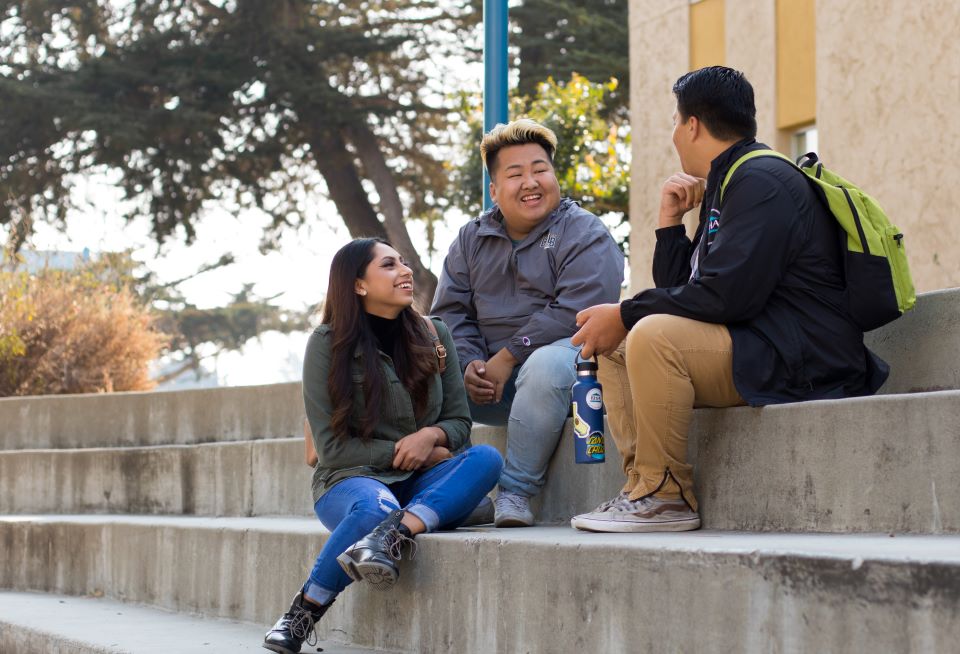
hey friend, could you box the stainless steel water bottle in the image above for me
[571,357,605,463]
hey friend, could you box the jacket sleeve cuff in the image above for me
[505,342,530,366]
[435,420,471,452]
[369,439,396,469]
[655,224,687,242]
[620,299,642,331]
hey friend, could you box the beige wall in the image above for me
[628,0,960,293]
[817,0,960,292]
[725,0,778,147]
[628,0,689,292]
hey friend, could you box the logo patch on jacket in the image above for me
[539,233,558,249]
[706,208,721,247]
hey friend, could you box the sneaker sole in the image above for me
[262,641,298,654]
[336,554,398,590]
[570,515,701,533]
[494,515,534,528]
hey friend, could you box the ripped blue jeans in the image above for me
[303,444,502,604]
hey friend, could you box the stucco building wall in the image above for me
[627,0,960,294]
[628,0,689,292]
[816,0,960,292]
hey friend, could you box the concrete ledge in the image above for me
[867,287,960,394]
[0,591,388,654]
[4,391,958,534]
[477,390,960,533]
[0,438,314,517]
[0,289,954,453]
[0,382,302,450]
[1,516,958,654]
[689,389,960,533]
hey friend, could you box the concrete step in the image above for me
[0,437,314,518]
[1,515,958,654]
[866,287,960,394]
[0,381,302,451]
[6,390,956,534]
[1,288,955,454]
[0,590,392,654]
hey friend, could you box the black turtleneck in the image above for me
[367,312,401,356]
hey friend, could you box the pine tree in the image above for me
[512,0,629,113]
[0,1,478,306]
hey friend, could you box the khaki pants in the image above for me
[598,314,745,511]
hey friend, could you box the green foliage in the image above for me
[512,0,629,113]
[450,74,630,236]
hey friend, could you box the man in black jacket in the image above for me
[570,66,888,533]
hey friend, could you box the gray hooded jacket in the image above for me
[431,198,624,369]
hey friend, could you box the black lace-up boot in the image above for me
[262,588,333,654]
[336,509,417,590]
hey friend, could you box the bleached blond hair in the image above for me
[480,118,558,176]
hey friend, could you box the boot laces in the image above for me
[384,527,418,562]
[287,607,318,647]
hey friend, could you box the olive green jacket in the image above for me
[303,318,472,503]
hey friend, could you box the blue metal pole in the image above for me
[483,0,509,211]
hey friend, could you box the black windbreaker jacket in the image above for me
[621,139,888,405]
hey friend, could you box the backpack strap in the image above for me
[720,149,794,203]
[422,316,448,373]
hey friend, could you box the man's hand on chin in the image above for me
[572,303,628,359]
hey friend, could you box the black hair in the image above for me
[673,66,757,141]
[322,238,435,441]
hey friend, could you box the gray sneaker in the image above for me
[570,495,700,533]
[494,490,534,527]
[460,495,495,527]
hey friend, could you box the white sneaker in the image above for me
[494,490,534,527]
[569,492,630,530]
[571,495,700,533]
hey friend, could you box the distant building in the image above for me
[627,0,959,294]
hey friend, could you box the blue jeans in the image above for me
[303,444,502,604]
[469,338,578,498]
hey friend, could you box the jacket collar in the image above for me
[476,198,577,247]
[705,138,758,197]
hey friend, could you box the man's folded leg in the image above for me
[573,314,744,533]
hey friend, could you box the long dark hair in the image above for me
[322,238,437,441]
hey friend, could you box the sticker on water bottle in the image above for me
[586,431,605,458]
[586,388,603,410]
[572,402,590,439]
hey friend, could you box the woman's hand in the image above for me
[421,446,452,469]
[392,427,442,471]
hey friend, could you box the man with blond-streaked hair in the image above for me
[431,118,624,527]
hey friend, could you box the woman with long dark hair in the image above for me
[263,238,502,654]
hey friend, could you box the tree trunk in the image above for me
[346,122,438,309]
[309,126,389,241]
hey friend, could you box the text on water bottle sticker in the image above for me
[586,389,603,411]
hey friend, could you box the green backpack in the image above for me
[721,149,916,331]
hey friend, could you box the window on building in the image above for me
[791,125,818,160]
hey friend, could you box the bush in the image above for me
[0,265,166,397]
